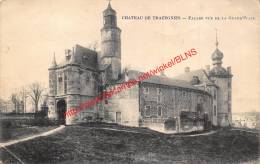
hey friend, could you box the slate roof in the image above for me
[56,44,98,71]
[174,69,216,86]
[112,69,210,93]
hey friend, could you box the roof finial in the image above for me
[215,28,219,48]
[108,0,111,7]
[52,52,57,67]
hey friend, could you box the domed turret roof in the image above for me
[211,48,223,60]
[103,2,116,16]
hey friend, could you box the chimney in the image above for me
[205,65,210,73]
[65,49,71,61]
[185,67,190,73]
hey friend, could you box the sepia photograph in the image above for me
[0,0,259,163]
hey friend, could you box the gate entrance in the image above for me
[57,99,66,124]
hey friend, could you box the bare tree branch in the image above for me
[28,82,45,112]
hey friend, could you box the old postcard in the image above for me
[0,0,259,163]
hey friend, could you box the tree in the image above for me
[19,87,29,113]
[28,82,44,113]
[0,99,7,113]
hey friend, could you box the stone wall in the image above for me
[214,77,231,126]
[103,84,139,127]
[139,82,212,132]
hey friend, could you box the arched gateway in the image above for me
[56,99,66,124]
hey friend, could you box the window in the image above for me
[228,92,231,100]
[157,96,162,103]
[58,76,62,83]
[228,103,231,112]
[143,87,149,94]
[182,91,186,97]
[157,88,162,95]
[104,110,109,119]
[214,105,217,116]
[145,105,151,116]
[157,106,162,116]
[228,81,231,88]
[213,90,216,100]
[105,100,108,104]
[64,75,67,94]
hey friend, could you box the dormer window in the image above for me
[83,55,89,62]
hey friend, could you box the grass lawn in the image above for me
[0,126,58,142]
[0,124,259,164]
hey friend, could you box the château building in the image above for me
[48,2,232,132]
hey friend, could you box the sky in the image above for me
[0,0,260,113]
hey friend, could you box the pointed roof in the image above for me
[55,44,98,71]
[50,53,57,68]
[209,30,230,77]
[103,1,116,16]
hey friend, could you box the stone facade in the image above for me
[139,83,212,132]
[48,46,100,124]
[47,3,122,125]
[47,2,232,131]
[103,83,140,127]
[103,71,213,132]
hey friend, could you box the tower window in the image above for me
[214,105,217,116]
[157,106,162,117]
[228,92,231,100]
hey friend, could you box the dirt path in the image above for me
[179,130,217,137]
[91,127,218,137]
[0,125,65,147]
[0,125,65,164]
[231,128,259,134]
